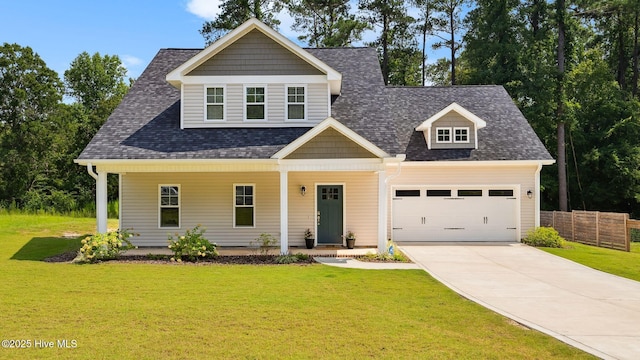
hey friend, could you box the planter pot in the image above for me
[346,238,356,249]
[305,238,315,249]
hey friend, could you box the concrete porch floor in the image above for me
[123,246,378,257]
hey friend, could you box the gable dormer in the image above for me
[166,18,342,129]
[415,103,487,150]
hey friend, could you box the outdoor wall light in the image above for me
[527,189,533,199]
[300,185,306,196]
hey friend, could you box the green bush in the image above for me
[522,227,565,248]
[275,253,310,264]
[75,229,137,263]
[168,225,218,262]
[251,233,278,255]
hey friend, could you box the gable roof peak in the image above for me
[166,18,342,94]
[415,102,487,131]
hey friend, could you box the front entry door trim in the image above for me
[315,183,346,245]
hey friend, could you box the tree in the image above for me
[463,0,521,92]
[200,0,283,44]
[359,0,418,85]
[411,0,436,85]
[0,43,63,205]
[430,0,470,85]
[287,0,368,47]
[64,52,129,205]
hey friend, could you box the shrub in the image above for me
[522,227,565,248]
[168,225,218,262]
[251,233,278,255]
[275,253,311,264]
[75,229,137,263]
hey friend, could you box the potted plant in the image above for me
[304,228,315,249]
[345,231,356,249]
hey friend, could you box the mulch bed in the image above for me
[44,253,317,265]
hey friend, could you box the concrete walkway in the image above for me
[399,243,640,360]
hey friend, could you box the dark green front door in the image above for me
[317,185,343,245]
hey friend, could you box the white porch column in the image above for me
[280,170,289,254]
[96,171,108,233]
[377,170,387,253]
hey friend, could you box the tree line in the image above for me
[0,46,129,213]
[1,0,639,217]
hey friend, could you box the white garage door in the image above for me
[392,187,518,242]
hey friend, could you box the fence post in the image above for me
[571,210,576,242]
[595,211,600,247]
[625,214,630,252]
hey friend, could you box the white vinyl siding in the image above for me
[181,81,329,128]
[387,165,538,240]
[121,173,280,247]
[430,114,476,149]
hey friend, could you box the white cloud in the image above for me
[120,55,144,78]
[186,0,222,20]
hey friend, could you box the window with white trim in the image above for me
[436,127,452,143]
[454,127,469,143]
[234,184,255,227]
[206,87,224,120]
[245,86,265,120]
[159,185,180,228]
[286,86,305,120]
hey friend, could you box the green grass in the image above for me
[0,215,593,359]
[541,241,640,282]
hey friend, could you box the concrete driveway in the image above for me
[399,243,640,360]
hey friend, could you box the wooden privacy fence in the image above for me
[540,210,638,252]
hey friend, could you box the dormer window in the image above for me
[245,86,266,120]
[436,128,451,143]
[287,85,306,120]
[454,127,469,143]
[206,87,225,121]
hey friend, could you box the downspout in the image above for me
[86,163,98,180]
[534,162,543,228]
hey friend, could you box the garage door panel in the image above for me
[392,186,518,242]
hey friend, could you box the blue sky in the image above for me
[0,1,441,80]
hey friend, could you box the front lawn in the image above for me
[0,215,592,359]
[541,241,640,282]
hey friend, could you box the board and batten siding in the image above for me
[387,164,538,240]
[121,172,281,246]
[187,29,324,76]
[287,172,379,247]
[430,113,476,149]
[182,83,329,127]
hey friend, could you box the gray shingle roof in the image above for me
[78,47,552,162]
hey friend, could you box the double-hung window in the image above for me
[206,87,224,120]
[436,127,452,143]
[245,86,265,120]
[234,184,255,227]
[286,86,305,120]
[454,127,469,143]
[159,185,180,228]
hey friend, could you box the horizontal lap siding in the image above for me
[182,83,328,127]
[308,83,329,121]
[387,165,537,240]
[122,172,280,246]
[288,172,379,247]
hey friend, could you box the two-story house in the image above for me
[76,18,554,253]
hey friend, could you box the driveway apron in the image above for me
[399,243,640,360]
